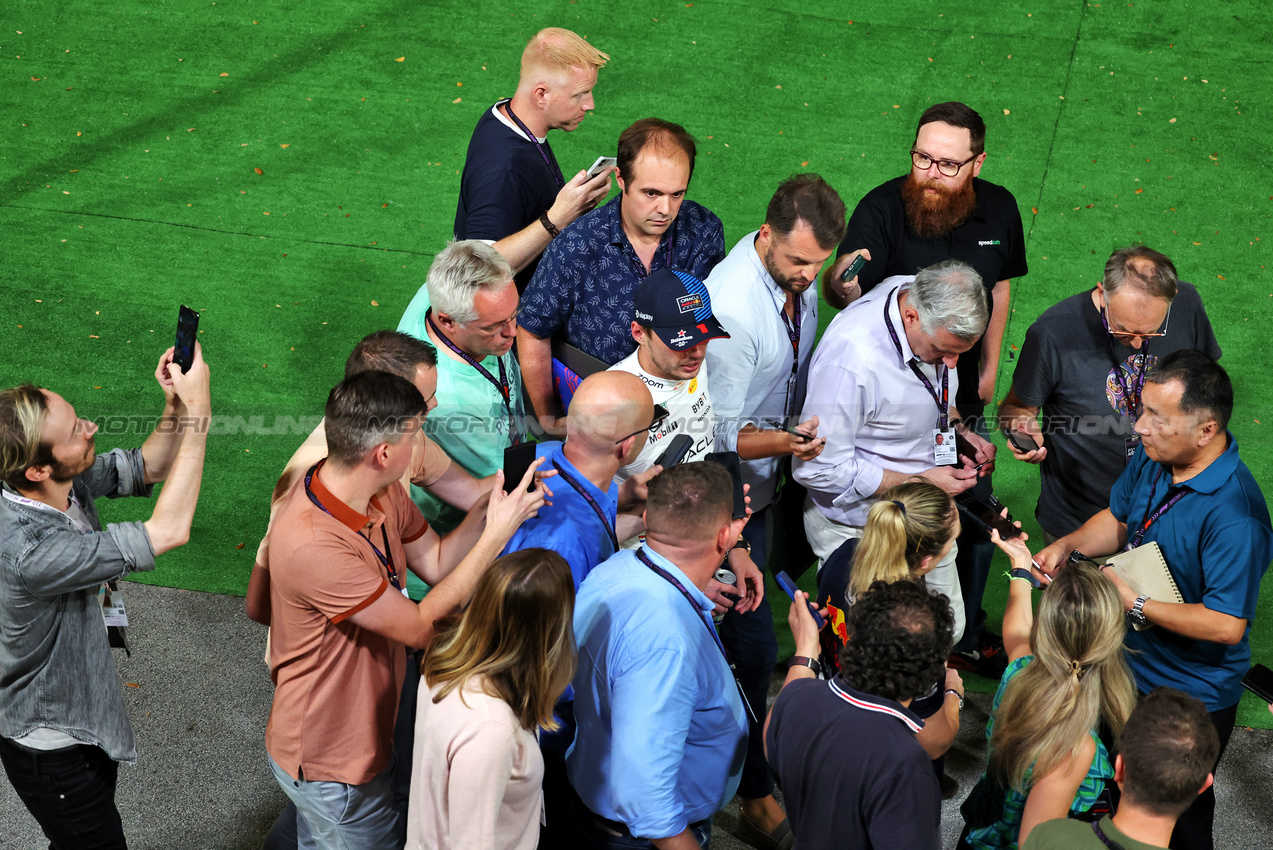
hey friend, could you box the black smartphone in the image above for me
[1242,663,1273,703]
[955,492,1022,539]
[764,419,814,443]
[502,442,538,493]
[705,451,747,520]
[1002,427,1039,454]
[839,253,867,283]
[173,305,200,373]
[776,571,825,629]
[654,434,694,469]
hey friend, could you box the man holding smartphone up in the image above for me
[0,339,213,849]
[454,28,614,290]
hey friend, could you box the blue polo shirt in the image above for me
[568,547,747,839]
[501,440,618,590]
[1109,435,1272,710]
[518,193,726,365]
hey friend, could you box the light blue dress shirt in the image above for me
[704,231,818,510]
[567,547,748,839]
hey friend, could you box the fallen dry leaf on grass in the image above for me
[371,300,380,306]
[254,167,263,174]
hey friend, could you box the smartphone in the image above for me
[502,442,538,493]
[955,492,1022,539]
[586,155,617,179]
[654,434,694,469]
[764,419,814,443]
[839,253,867,283]
[1242,663,1273,703]
[776,571,825,629]
[705,451,747,520]
[173,305,200,373]
[1002,427,1039,454]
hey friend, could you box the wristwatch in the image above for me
[790,656,822,677]
[944,688,965,710]
[731,537,752,555]
[1128,594,1150,627]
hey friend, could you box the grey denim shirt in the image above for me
[0,448,156,763]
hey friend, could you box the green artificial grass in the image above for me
[2,0,1270,726]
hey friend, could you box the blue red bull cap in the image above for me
[631,269,731,351]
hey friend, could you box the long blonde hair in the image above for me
[421,548,577,732]
[989,561,1136,792]
[848,479,956,601]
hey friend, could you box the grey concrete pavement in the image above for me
[1,582,1270,849]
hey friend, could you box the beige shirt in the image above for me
[407,677,543,850]
[263,463,428,785]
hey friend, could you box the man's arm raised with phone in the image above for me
[143,342,212,555]
[493,168,613,274]
[347,460,549,648]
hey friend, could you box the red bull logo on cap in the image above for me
[676,294,704,314]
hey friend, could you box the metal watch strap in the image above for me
[790,656,822,677]
[1129,594,1149,625]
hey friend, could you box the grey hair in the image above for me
[425,240,514,326]
[909,260,989,342]
[1103,245,1178,301]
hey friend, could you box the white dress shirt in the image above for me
[704,231,818,510]
[794,275,960,527]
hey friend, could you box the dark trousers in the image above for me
[716,504,778,801]
[953,411,994,653]
[569,786,711,850]
[0,736,127,850]
[261,648,422,850]
[1169,701,1237,850]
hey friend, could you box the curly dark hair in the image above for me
[838,580,954,702]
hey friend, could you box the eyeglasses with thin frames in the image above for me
[910,150,979,178]
[1100,300,1171,342]
[615,404,670,445]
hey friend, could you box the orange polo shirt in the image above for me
[264,460,428,785]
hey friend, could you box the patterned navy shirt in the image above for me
[518,193,726,364]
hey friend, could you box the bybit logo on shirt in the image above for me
[978,240,1002,246]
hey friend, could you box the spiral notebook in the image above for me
[1106,542,1184,631]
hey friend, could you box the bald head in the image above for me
[566,372,653,451]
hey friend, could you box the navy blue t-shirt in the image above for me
[454,101,563,288]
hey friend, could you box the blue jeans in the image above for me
[0,737,126,850]
[268,754,399,850]
[715,504,778,800]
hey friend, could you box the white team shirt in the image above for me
[609,350,716,486]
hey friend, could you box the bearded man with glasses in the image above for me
[822,101,1029,686]
[1000,245,1221,547]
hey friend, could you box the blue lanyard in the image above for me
[1126,465,1188,551]
[502,101,564,189]
[883,287,950,430]
[304,462,401,592]
[635,547,756,723]
[552,460,619,554]
[426,309,520,446]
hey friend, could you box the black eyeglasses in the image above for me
[615,404,669,445]
[910,150,978,178]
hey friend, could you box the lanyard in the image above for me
[635,547,757,724]
[1090,820,1129,850]
[778,295,803,419]
[502,101,563,189]
[2,487,92,534]
[552,460,620,554]
[883,287,950,430]
[1102,320,1151,421]
[1125,465,1188,551]
[426,310,520,446]
[304,463,402,592]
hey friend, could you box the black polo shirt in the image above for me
[838,175,1029,416]
[765,676,941,850]
[453,101,563,288]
